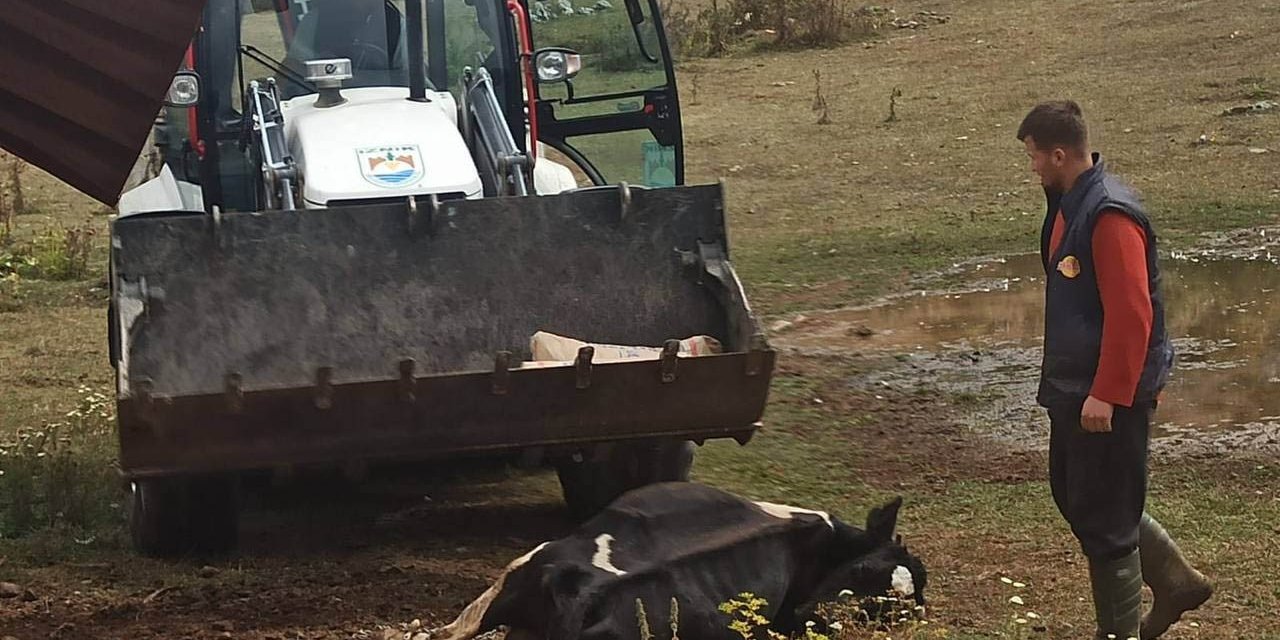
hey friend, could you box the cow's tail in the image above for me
[429,583,498,640]
[430,542,551,640]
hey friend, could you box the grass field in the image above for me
[2,0,1280,638]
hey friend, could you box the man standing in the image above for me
[1016,100,1213,639]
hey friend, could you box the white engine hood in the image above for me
[283,87,482,206]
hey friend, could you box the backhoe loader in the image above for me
[0,0,775,556]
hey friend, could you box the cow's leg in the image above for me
[431,543,549,640]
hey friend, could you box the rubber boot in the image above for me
[1139,514,1213,639]
[1088,549,1142,640]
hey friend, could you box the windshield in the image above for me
[233,0,415,99]
[282,0,409,93]
[231,0,508,101]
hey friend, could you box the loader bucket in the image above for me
[110,183,776,478]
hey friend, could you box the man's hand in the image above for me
[1081,395,1114,433]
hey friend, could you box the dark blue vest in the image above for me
[1037,153,1174,408]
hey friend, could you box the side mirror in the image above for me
[534,48,582,84]
[164,71,201,108]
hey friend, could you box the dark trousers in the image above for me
[1048,399,1153,561]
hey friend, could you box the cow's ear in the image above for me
[865,496,903,542]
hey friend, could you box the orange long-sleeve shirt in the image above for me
[1047,209,1153,407]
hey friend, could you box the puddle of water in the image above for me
[786,255,1046,353]
[779,250,1280,454]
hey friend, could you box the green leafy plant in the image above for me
[0,251,36,277]
[28,223,95,280]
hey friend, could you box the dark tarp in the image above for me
[0,0,207,205]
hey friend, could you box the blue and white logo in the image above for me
[357,145,424,188]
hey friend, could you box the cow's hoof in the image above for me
[129,474,240,557]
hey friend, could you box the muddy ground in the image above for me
[5,232,1279,638]
[4,355,1276,640]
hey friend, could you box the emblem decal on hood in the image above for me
[358,145,424,188]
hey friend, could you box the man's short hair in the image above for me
[1017,100,1088,155]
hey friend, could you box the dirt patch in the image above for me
[0,474,573,639]
[776,355,1046,491]
[4,565,486,640]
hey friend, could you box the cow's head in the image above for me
[800,497,928,628]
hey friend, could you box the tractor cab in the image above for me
[147,0,686,215]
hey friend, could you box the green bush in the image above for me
[673,0,889,57]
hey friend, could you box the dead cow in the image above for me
[432,482,927,640]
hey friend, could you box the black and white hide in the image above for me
[431,482,927,640]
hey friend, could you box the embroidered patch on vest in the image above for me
[1057,255,1081,278]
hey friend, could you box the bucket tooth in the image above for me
[314,367,334,410]
[492,351,512,395]
[225,372,244,413]
[132,378,174,437]
[135,377,155,409]
[398,358,417,403]
[660,340,680,383]
[133,377,157,431]
[575,346,595,390]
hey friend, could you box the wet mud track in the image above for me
[774,228,1280,458]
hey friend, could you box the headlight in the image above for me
[535,49,583,84]
[165,72,201,107]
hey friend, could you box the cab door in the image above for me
[527,0,683,188]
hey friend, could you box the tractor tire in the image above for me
[556,439,694,521]
[128,477,186,557]
[129,474,240,557]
